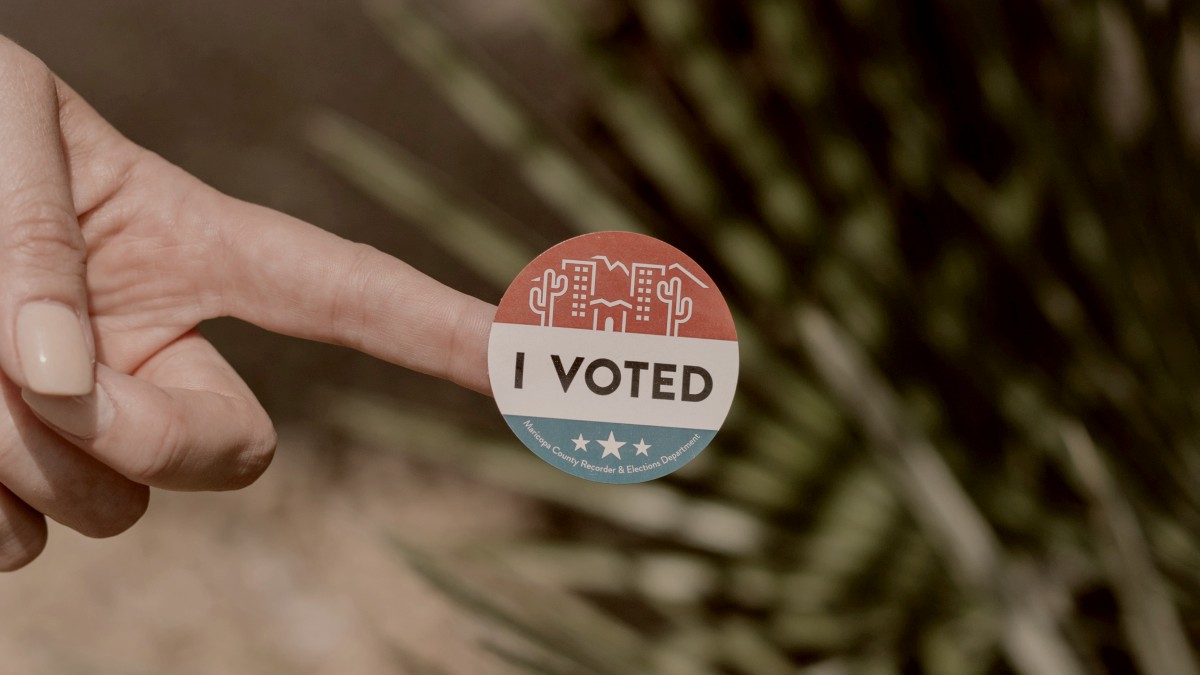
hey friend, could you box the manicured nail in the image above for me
[21,385,111,440]
[16,302,94,396]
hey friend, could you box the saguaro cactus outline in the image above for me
[656,276,694,336]
[529,268,568,326]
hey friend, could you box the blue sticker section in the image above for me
[504,415,716,484]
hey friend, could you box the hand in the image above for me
[0,37,495,570]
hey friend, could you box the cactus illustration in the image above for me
[529,268,568,326]
[656,276,694,336]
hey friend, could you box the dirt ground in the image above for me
[0,1,576,672]
[0,429,539,674]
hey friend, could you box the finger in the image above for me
[0,484,47,571]
[23,332,276,491]
[0,38,94,396]
[194,193,495,395]
[0,373,148,538]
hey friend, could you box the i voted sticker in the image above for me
[488,231,739,483]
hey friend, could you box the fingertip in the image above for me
[74,483,149,539]
[83,349,279,492]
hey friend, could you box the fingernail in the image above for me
[21,385,111,439]
[16,302,94,396]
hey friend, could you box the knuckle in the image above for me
[7,198,84,265]
[7,196,85,273]
[445,298,483,389]
[328,243,381,351]
[123,415,187,486]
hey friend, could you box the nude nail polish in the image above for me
[16,302,94,396]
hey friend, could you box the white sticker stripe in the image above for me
[489,323,739,430]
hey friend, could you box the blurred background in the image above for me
[2,0,1200,673]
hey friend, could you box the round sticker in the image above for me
[488,231,739,483]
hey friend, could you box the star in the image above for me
[633,439,652,456]
[597,431,626,460]
[571,434,590,452]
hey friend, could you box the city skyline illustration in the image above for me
[528,255,708,337]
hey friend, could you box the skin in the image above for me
[0,36,496,570]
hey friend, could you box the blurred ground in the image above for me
[0,428,538,674]
[0,1,571,672]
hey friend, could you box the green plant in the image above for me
[309,1,1200,672]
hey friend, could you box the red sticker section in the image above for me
[493,233,737,341]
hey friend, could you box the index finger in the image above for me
[199,192,495,395]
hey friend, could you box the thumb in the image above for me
[0,42,94,396]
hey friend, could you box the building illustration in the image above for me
[528,255,708,336]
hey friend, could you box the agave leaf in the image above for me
[480,640,592,675]
[363,0,650,236]
[529,1,791,300]
[781,460,901,613]
[530,0,725,222]
[749,0,829,107]
[717,617,797,675]
[918,599,999,675]
[323,390,772,557]
[629,0,817,243]
[306,0,1200,670]
[1060,422,1200,675]
[393,543,652,675]
[306,110,534,287]
[796,306,1087,675]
